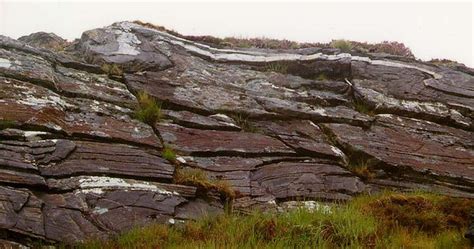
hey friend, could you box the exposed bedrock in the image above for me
[0,21,472,245]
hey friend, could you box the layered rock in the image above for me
[0,21,472,245]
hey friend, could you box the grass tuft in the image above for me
[134,91,162,125]
[174,167,236,200]
[348,158,377,180]
[101,63,123,76]
[354,99,376,116]
[230,113,258,132]
[162,145,177,163]
[330,39,353,52]
[263,62,289,74]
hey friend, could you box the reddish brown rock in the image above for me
[0,78,160,147]
[324,114,474,189]
[40,141,174,180]
[163,110,240,131]
[255,120,345,160]
[0,187,44,239]
[157,123,295,156]
[251,160,365,201]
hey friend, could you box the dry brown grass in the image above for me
[174,167,236,200]
[364,193,474,234]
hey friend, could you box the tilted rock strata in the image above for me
[0,21,472,244]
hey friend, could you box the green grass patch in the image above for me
[77,191,472,249]
[134,91,162,125]
[162,145,177,163]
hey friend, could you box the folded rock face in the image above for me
[0,21,473,244]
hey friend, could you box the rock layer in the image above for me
[0,21,473,245]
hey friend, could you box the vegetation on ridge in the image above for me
[133,21,414,57]
[77,191,473,249]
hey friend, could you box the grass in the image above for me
[354,99,376,116]
[134,91,162,125]
[77,191,473,249]
[174,167,236,201]
[347,158,377,180]
[263,62,289,74]
[133,21,415,57]
[101,63,123,76]
[330,39,353,52]
[162,145,177,163]
[229,113,258,132]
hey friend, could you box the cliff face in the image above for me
[0,21,473,244]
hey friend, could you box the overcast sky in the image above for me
[0,1,472,66]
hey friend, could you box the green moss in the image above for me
[134,91,162,125]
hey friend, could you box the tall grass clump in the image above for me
[134,91,162,125]
[101,63,123,76]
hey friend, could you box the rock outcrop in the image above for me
[0,21,473,245]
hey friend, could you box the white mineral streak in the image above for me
[78,176,179,195]
[176,156,187,164]
[0,58,11,68]
[23,131,48,138]
[330,145,345,158]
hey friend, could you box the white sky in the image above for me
[0,1,473,66]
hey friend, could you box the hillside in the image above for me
[0,21,473,247]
